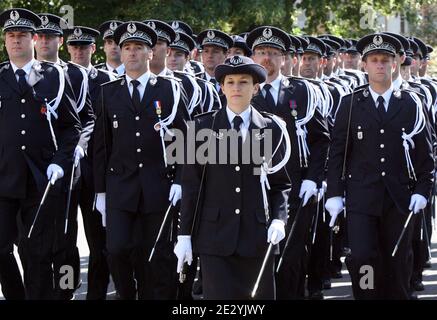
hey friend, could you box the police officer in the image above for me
[320,35,359,90]
[93,21,186,300]
[0,8,81,299]
[168,20,203,75]
[227,35,252,58]
[298,35,337,299]
[197,28,234,107]
[281,35,301,77]
[168,30,196,74]
[386,32,436,295]
[65,25,118,300]
[247,26,330,299]
[96,20,125,75]
[34,16,95,300]
[143,19,176,77]
[174,55,292,299]
[343,39,361,70]
[292,36,308,77]
[325,33,434,299]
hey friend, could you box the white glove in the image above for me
[173,235,193,273]
[299,180,318,207]
[325,196,344,227]
[409,194,427,214]
[74,145,85,167]
[96,193,106,227]
[318,181,327,201]
[169,184,182,206]
[267,219,286,245]
[46,164,64,185]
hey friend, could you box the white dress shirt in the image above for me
[107,63,125,75]
[125,71,151,101]
[369,85,394,112]
[226,105,251,142]
[260,73,282,105]
[11,58,35,83]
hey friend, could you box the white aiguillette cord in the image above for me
[184,75,202,115]
[402,91,426,181]
[153,77,181,167]
[295,79,317,168]
[44,63,66,151]
[260,114,291,222]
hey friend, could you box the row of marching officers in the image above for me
[0,7,435,300]
[174,29,436,300]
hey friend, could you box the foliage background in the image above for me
[0,0,436,75]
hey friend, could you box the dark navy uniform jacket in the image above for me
[93,73,187,213]
[327,88,434,216]
[179,107,291,257]
[252,76,331,200]
[0,60,81,198]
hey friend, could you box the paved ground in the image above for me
[1,210,437,300]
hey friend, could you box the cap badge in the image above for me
[373,35,383,46]
[174,33,180,42]
[74,28,82,37]
[263,28,272,39]
[10,10,19,22]
[127,22,137,34]
[109,21,118,31]
[171,21,179,30]
[207,30,215,40]
[146,21,156,30]
[41,16,49,26]
[230,56,243,65]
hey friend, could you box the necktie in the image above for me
[233,115,244,162]
[16,69,30,94]
[263,83,276,107]
[233,115,243,132]
[377,96,386,121]
[131,80,142,113]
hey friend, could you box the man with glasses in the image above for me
[247,26,330,299]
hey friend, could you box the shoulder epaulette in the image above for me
[402,88,423,98]
[259,110,287,128]
[353,83,369,92]
[194,76,209,83]
[101,76,124,87]
[287,76,310,85]
[259,111,276,118]
[341,87,365,99]
[39,60,56,66]
[194,71,205,77]
[66,60,87,70]
[173,70,195,77]
[0,61,10,74]
[157,74,182,82]
[306,78,323,85]
[193,110,218,120]
[96,68,116,77]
